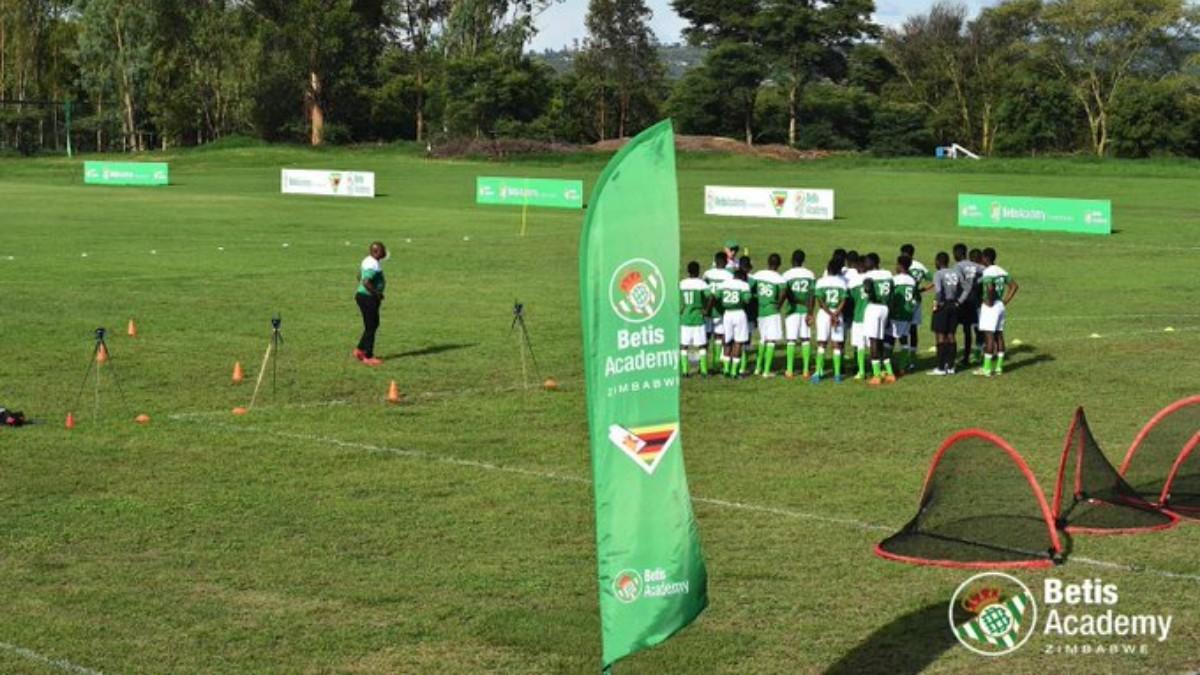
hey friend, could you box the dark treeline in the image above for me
[0,0,1197,157]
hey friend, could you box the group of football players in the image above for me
[679,240,1018,385]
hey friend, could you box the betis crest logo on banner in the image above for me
[608,423,679,474]
[950,572,1038,657]
[610,258,665,323]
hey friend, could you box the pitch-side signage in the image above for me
[281,169,375,198]
[84,161,169,186]
[958,194,1111,235]
[704,185,835,221]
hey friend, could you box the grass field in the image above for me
[1,143,1198,674]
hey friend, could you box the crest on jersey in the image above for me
[610,258,665,323]
[608,422,679,475]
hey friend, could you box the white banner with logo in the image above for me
[281,169,375,198]
[704,185,835,221]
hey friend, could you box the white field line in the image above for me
[174,418,1200,584]
[0,641,101,675]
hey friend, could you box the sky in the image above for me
[529,0,998,52]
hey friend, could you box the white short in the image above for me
[759,314,783,342]
[681,325,707,348]
[723,310,749,344]
[864,304,890,341]
[851,321,867,349]
[890,320,911,339]
[912,303,923,325]
[816,311,844,343]
[785,313,811,341]
[979,301,1006,333]
[708,316,724,336]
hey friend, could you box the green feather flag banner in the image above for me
[579,119,708,670]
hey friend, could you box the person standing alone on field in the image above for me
[354,241,387,366]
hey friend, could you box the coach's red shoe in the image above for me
[362,357,383,367]
[883,374,897,384]
[353,349,367,361]
[868,376,882,387]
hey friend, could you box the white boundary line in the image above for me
[174,418,1200,583]
[0,641,101,675]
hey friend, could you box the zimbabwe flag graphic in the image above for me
[608,423,679,475]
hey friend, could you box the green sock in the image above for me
[680,350,688,375]
[884,359,894,376]
[763,343,776,374]
[801,342,811,375]
[872,359,882,377]
[996,352,1005,372]
[724,357,733,376]
[815,348,825,376]
[752,346,762,374]
[739,351,749,375]
[699,351,708,375]
[857,349,866,375]
[983,354,994,374]
[833,350,842,378]
[786,342,796,375]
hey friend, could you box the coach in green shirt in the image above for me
[354,241,387,366]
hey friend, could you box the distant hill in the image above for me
[531,43,707,80]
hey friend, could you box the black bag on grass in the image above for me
[1,407,28,427]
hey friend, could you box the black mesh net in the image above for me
[878,432,1059,568]
[1055,409,1177,533]
[1121,397,1200,505]
[1162,435,1200,517]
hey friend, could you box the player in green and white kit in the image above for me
[901,244,930,372]
[752,253,786,377]
[704,251,733,372]
[862,252,896,385]
[846,255,870,379]
[782,249,815,379]
[717,269,753,377]
[812,260,848,383]
[890,256,918,373]
[977,247,1019,376]
[680,261,710,377]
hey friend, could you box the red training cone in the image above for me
[232,362,244,385]
[387,380,402,404]
[127,319,137,338]
[65,412,75,430]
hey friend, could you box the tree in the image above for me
[577,0,664,140]
[74,0,155,150]
[757,0,876,146]
[1038,0,1190,156]
[673,0,766,144]
[386,0,448,141]
[251,0,384,145]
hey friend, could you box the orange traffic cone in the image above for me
[387,380,402,404]
[65,412,75,430]
[232,361,244,384]
[96,343,109,363]
[127,319,137,337]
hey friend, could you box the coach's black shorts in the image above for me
[956,300,978,327]
[842,297,855,325]
[934,302,958,334]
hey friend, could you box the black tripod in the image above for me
[248,315,283,410]
[511,301,541,389]
[73,327,126,420]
